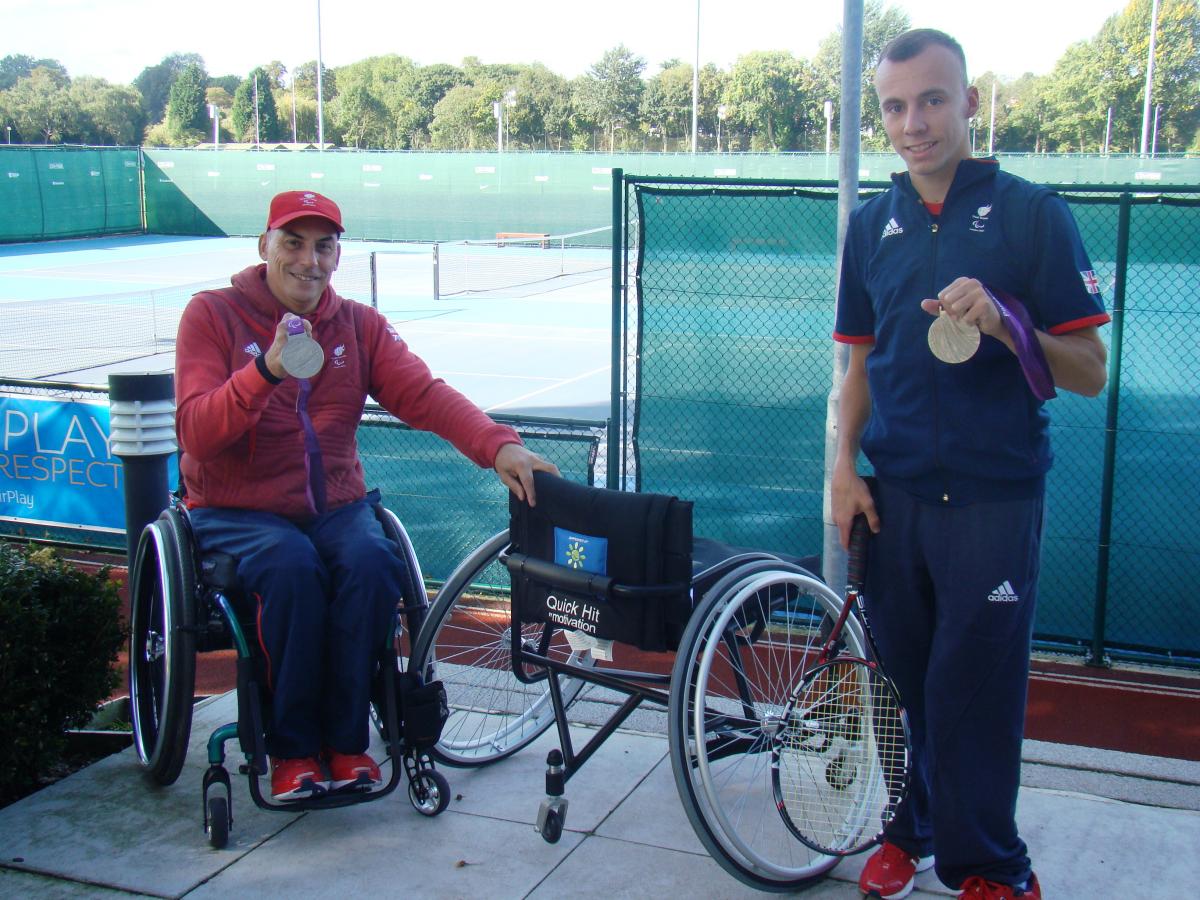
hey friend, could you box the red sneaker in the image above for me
[270,756,328,801]
[859,841,935,899]
[324,749,383,790]
[958,873,1041,899]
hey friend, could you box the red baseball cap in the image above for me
[266,190,344,233]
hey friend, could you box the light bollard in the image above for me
[108,373,177,569]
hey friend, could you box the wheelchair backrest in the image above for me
[505,472,693,652]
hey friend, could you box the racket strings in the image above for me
[773,658,908,855]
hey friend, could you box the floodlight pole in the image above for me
[1152,103,1161,157]
[1139,0,1159,157]
[824,100,833,155]
[208,103,220,149]
[253,77,261,147]
[316,0,326,149]
[1104,106,1112,155]
[291,73,298,144]
[691,0,700,154]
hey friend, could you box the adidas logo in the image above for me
[988,580,1020,603]
[244,342,263,357]
[881,217,904,239]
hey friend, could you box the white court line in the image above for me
[483,364,610,413]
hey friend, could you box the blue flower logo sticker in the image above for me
[565,539,586,569]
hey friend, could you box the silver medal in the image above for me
[927,310,980,364]
[280,321,324,378]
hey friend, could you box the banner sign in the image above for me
[0,393,177,533]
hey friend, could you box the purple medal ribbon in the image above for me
[295,378,327,515]
[285,319,327,514]
[984,285,1057,402]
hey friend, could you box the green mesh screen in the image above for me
[624,176,1200,663]
[0,147,141,242]
[630,186,840,558]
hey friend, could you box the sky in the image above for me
[4,0,1132,87]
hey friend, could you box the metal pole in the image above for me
[988,80,997,155]
[1088,192,1131,669]
[608,167,624,490]
[316,0,325,149]
[822,0,864,591]
[253,77,260,146]
[1139,0,1159,157]
[1151,103,1161,157]
[291,74,298,144]
[691,0,700,154]
[1104,106,1112,155]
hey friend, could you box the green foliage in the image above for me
[230,67,282,143]
[166,63,208,137]
[132,53,203,126]
[0,543,125,802]
[576,44,646,150]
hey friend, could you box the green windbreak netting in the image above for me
[632,186,840,559]
[0,147,141,242]
[628,179,1200,660]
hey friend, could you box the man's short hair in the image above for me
[878,28,968,85]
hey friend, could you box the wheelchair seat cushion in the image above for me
[507,472,693,652]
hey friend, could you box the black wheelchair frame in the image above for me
[127,495,450,848]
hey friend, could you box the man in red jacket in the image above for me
[176,190,556,800]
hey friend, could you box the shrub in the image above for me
[0,542,125,802]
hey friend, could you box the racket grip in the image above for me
[847,514,870,590]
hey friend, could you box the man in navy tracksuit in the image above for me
[832,29,1110,900]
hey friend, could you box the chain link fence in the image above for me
[616,173,1200,667]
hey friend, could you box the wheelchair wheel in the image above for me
[409,530,594,767]
[129,508,197,786]
[667,562,867,891]
[206,795,230,849]
[408,768,450,816]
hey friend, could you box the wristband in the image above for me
[255,353,284,385]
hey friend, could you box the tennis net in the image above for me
[429,226,612,300]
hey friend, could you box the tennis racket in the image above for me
[770,514,911,856]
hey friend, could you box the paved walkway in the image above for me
[2,691,1198,899]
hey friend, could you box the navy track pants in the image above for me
[190,492,405,759]
[864,478,1042,889]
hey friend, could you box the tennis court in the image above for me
[0,233,613,419]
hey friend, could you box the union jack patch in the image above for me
[1080,270,1101,294]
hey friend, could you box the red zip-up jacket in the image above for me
[176,263,521,520]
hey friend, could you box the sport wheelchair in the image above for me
[126,492,451,849]
[408,472,906,892]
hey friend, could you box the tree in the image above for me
[511,64,575,150]
[69,77,144,145]
[725,51,807,150]
[429,83,494,150]
[575,45,645,151]
[166,62,208,140]
[3,67,79,142]
[230,67,282,143]
[641,62,693,150]
[133,53,204,126]
[0,54,69,91]
[294,61,336,102]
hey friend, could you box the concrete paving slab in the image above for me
[187,806,583,900]
[0,694,294,896]
[438,726,667,834]
[595,755,707,854]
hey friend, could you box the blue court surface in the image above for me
[0,235,612,419]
